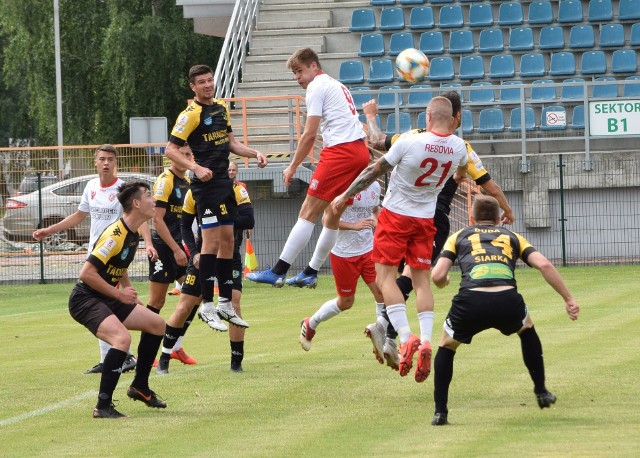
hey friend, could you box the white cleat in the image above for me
[383,337,400,371]
[216,301,249,329]
[198,302,228,332]
[364,322,385,365]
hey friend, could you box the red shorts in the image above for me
[330,251,377,297]
[307,139,369,202]
[372,208,436,270]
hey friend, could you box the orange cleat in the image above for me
[414,341,432,383]
[398,334,420,377]
[167,287,181,296]
[171,348,197,365]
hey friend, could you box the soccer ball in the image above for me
[395,48,430,83]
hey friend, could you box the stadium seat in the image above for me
[468,82,495,103]
[350,9,376,32]
[478,108,505,133]
[468,3,493,27]
[489,54,515,78]
[558,0,583,23]
[419,32,444,55]
[459,55,485,80]
[572,105,585,129]
[438,5,463,28]
[500,80,524,102]
[416,111,427,128]
[549,52,576,76]
[539,26,565,50]
[428,57,454,81]
[359,33,385,58]
[591,77,618,98]
[599,24,625,48]
[371,0,395,5]
[611,50,637,73]
[377,85,403,109]
[399,0,424,4]
[379,7,404,31]
[540,105,567,130]
[531,79,557,101]
[623,76,640,97]
[581,51,606,76]
[339,60,365,84]
[509,107,536,131]
[369,59,395,84]
[449,30,474,54]
[359,113,381,128]
[520,53,546,78]
[561,78,585,100]
[385,112,412,135]
[350,86,373,109]
[527,1,553,25]
[630,23,640,46]
[430,0,454,3]
[389,32,414,56]
[407,84,434,107]
[588,0,613,21]
[461,109,474,134]
[569,25,595,48]
[498,2,523,26]
[509,28,534,52]
[618,0,640,20]
[409,6,434,30]
[479,29,504,53]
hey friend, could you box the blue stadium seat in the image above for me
[561,78,585,100]
[540,105,567,130]
[498,2,523,26]
[359,113,381,128]
[449,30,474,54]
[569,25,595,48]
[441,82,462,97]
[369,59,395,84]
[599,24,625,48]
[588,0,613,21]
[509,107,536,131]
[416,111,427,128]
[619,0,640,20]
[385,112,412,135]
[430,0,454,3]
[419,32,444,55]
[591,77,618,98]
[439,5,463,28]
[468,3,493,27]
[371,0,396,5]
[389,32,414,56]
[572,105,585,129]
[350,9,376,32]
[407,84,434,107]
[612,50,638,73]
[581,51,606,76]
[500,80,524,102]
[478,108,505,133]
[409,6,434,30]
[489,54,515,78]
[380,7,404,31]
[461,109,474,134]
[630,23,640,46]
[509,28,534,52]
[549,52,576,76]
[351,87,373,109]
[428,57,454,81]
[539,26,565,50]
[459,55,485,80]
[339,60,365,84]
[399,0,424,4]
[479,29,504,53]
[469,82,495,103]
[528,1,553,25]
[359,33,385,58]
[558,0,583,23]
[520,53,546,78]
[377,85,403,109]
[531,79,557,101]
[623,76,640,97]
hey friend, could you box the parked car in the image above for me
[17,175,60,195]
[2,173,155,246]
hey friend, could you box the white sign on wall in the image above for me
[589,100,640,136]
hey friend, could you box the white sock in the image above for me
[386,304,411,344]
[173,336,184,351]
[279,219,315,264]
[375,302,385,318]
[417,311,435,344]
[310,298,341,329]
[308,227,339,271]
[175,281,181,291]
[99,339,111,363]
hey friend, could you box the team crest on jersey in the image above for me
[91,191,96,200]
[120,247,129,260]
[109,194,116,201]
[204,117,213,126]
[98,237,116,258]
[310,179,319,190]
[176,188,182,199]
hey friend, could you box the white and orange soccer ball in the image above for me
[395,48,430,83]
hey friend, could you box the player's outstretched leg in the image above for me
[246,268,285,287]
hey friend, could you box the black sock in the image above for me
[381,308,398,340]
[520,326,547,394]
[231,340,244,367]
[272,259,291,275]
[146,305,161,314]
[216,258,234,302]
[132,332,162,392]
[162,324,181,351]
[302,266,318,276]
[181,306,199,337]
[200,254,217,302]
[97,347,128,409]
[433,346,456,415]
[396,275,413,301]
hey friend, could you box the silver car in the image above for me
[2,173,155,246]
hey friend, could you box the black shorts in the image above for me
[191,178,237,229]
[148,243,188,283]
[443,288,528,344]
[68,284,136,336]
[180,253,244,297]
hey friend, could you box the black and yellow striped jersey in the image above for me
[152,169,190,246]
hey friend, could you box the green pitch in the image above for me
[1,266,639,457]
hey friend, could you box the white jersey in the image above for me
[78,177,124,249]
[306,73,366,147]
[382,131,467,218]
[332,181,381,258]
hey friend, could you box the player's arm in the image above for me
[452,162,468,183]
[480,179,515,225]
[181,211,199,258]
[228,133,267,168]
[283,115,321,186]
[33,209,87,241]
[431,257,453,288]
[79,262,137,304]
[138,220,158,262]
[166,141,212,181]
[362,100,388,150]
[331,158,393,213]
[153,206,187,266]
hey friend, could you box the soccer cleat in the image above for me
[398,334,420,377]
[414,341,432,383]
[167,287,181,296]
[216,301,249,328]
[122,354,137,373]
[230,363,244,373]
[536,391,557,409]
[198,303,228,332]
[299,317,316,351]
[383,338,400,371]
[245,269,285,287]
[93,403,128,419]
[156,355,170,375]
[364,322,385,365]
[83,363,103,374]
[431,413,448,426]
[284,271,318,289]
[171,348,197,365]
[126,386,167,408]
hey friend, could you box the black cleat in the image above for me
[83,363,103,374]
[127,386,167,408]
[230,363,244,373]
[156,356,170,375]
[93,403,128,419]
[431,413,449,426]
[122,355,137,373]
[536,391,557,409]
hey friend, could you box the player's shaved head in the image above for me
[426,97,454,131]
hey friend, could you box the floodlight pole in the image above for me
[54,0,64,177]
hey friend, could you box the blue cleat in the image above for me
[285,271,318,289]
[245,269,285,287]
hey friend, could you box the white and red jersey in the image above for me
[78,177,124,249]
[382,131,467,218]
[306,73,366,147]
[332,181,381,258]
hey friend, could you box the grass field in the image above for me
[1,265,639,457]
